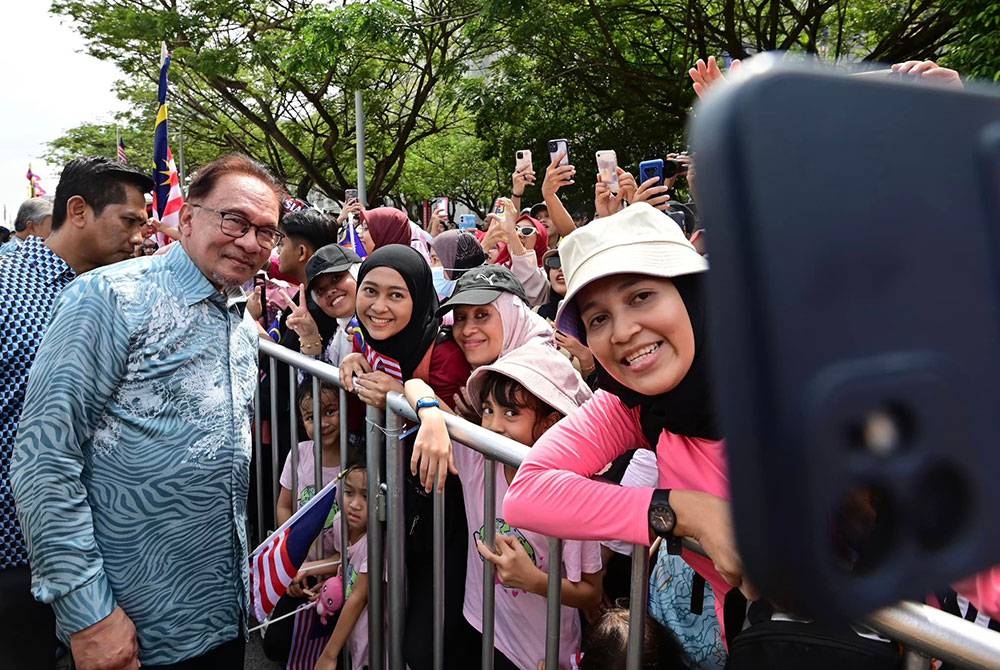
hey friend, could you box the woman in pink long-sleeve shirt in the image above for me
[503,203,756,630]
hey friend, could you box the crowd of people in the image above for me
[0,53,996,670]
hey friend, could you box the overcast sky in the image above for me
[0,5,126,228]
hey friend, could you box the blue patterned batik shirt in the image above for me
[0,236,76,570]
[11,242,258,665]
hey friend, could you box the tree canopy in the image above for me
[49,0,998,215]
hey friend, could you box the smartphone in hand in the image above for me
[548,138,570,166]
[596,150,620,193]
[458,214,477,230]
[515,149,532,172]
[345,188,359,204]
[639,159,665,187]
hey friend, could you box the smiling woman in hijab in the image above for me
[337,243,480,668]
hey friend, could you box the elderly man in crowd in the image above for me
[12,153,286,670]
[0,157,152,670]
[0,197,54,257]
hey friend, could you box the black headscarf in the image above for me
[597,273,721,443]
[356,244,440,379]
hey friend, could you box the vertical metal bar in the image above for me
[626,544,649,670]
[433,477,445,670]
[288,367,299,514]
[339,387,351,670]
[481,458,497,670]
[355,91,367,206]
[544,537,563,670]
[385,408,405,670]
[365,405,385,670]
[268,358,280,522]
[312,376,324,559]
[253,379,264,544]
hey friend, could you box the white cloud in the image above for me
[0,5,127,227]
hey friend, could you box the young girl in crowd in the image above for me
[316,464,371,670]
[338,244,478,669]
[264,380,346,668]
[405,343,602,670]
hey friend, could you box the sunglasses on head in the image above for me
[544,255,561,270]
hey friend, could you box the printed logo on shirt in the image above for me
[299,486,340,529]
[474,518,538,594]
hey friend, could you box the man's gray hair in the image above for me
[14,197,53,233]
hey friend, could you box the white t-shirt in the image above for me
[331,514,369,670]
[454,442,602,670]
[279,440,341,560]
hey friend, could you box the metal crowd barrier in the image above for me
[256,337,1000,670]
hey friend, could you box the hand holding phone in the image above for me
[596,150,620,193]
[515,149,533,172]
[548,139,570,166]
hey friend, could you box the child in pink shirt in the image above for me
[316,465,371,670]
[406,343,602,669]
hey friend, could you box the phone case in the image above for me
[596,150,619,191]
[516,150,532,172]
[690,58,1000,621]
[548,139,570,166]
[638,159,664,186]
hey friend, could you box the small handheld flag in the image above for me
[26,166,45,198]
[250,479,338,622]
[117,130,128,164]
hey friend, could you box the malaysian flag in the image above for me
[251,479,338,622]
[341,218,367,259]
[116,131,128,164]
[26,165,45,198]
[362,344,403,382]
[151,43,184,241]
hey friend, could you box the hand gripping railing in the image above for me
[256,338,1000,670]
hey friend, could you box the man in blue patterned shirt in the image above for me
[12,154,287,670]
[0,157,153,670]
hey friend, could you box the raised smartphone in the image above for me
[595,150,619,192]
[515,149,532,172]
[638,159,665,186]
[548,138,570,166]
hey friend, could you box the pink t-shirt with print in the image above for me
[331,514,369,670]
[454,442,603,670]
[279,440,341,560]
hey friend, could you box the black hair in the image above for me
[281,209,339,253]
[296,378,340,410]
[478,371,557,418]
[186,153,287,218]
[579,608,691,670]
[0,228,9,244]
[52,157,154,230]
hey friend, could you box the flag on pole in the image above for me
[116,129,128,164]
[152,43,184,238]
[250,479,338,622]
[26,166,45,198]
[342,217,367,259]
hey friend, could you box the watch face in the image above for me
[650,505,676,535]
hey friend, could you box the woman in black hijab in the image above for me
[338,244,479,668]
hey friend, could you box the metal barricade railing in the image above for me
[257,337,1000,670]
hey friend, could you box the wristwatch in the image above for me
[415,396,440,412]
[649,489,683,554]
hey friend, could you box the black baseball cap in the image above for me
[306,243,362,287]
[529,202,548,218]
[436,264,527,316]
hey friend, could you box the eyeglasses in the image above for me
[191,203,284,248]
[544,255,561,270]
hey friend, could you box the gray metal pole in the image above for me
[355,91,367,207]
[339,387,352,670]
[433,480,445,670]
[288,367,299,514]
[626,544,648,670]
[269,358,280,516]
[544,538,563,670]
[253,382,264,545]
[365,405,385,669]
[481,459,497,670]
[385,409,406,670]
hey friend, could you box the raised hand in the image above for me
[689,55,742,99]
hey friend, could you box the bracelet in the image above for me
[512,192,524,198]
[300,336,322,350]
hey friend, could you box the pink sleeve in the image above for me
[503,390,654,546]
[953,565,1000,620]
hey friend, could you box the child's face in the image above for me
[300,389,340,451]
[480,391,550,447]
[577,273,695,397]
[342,469,368,533]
